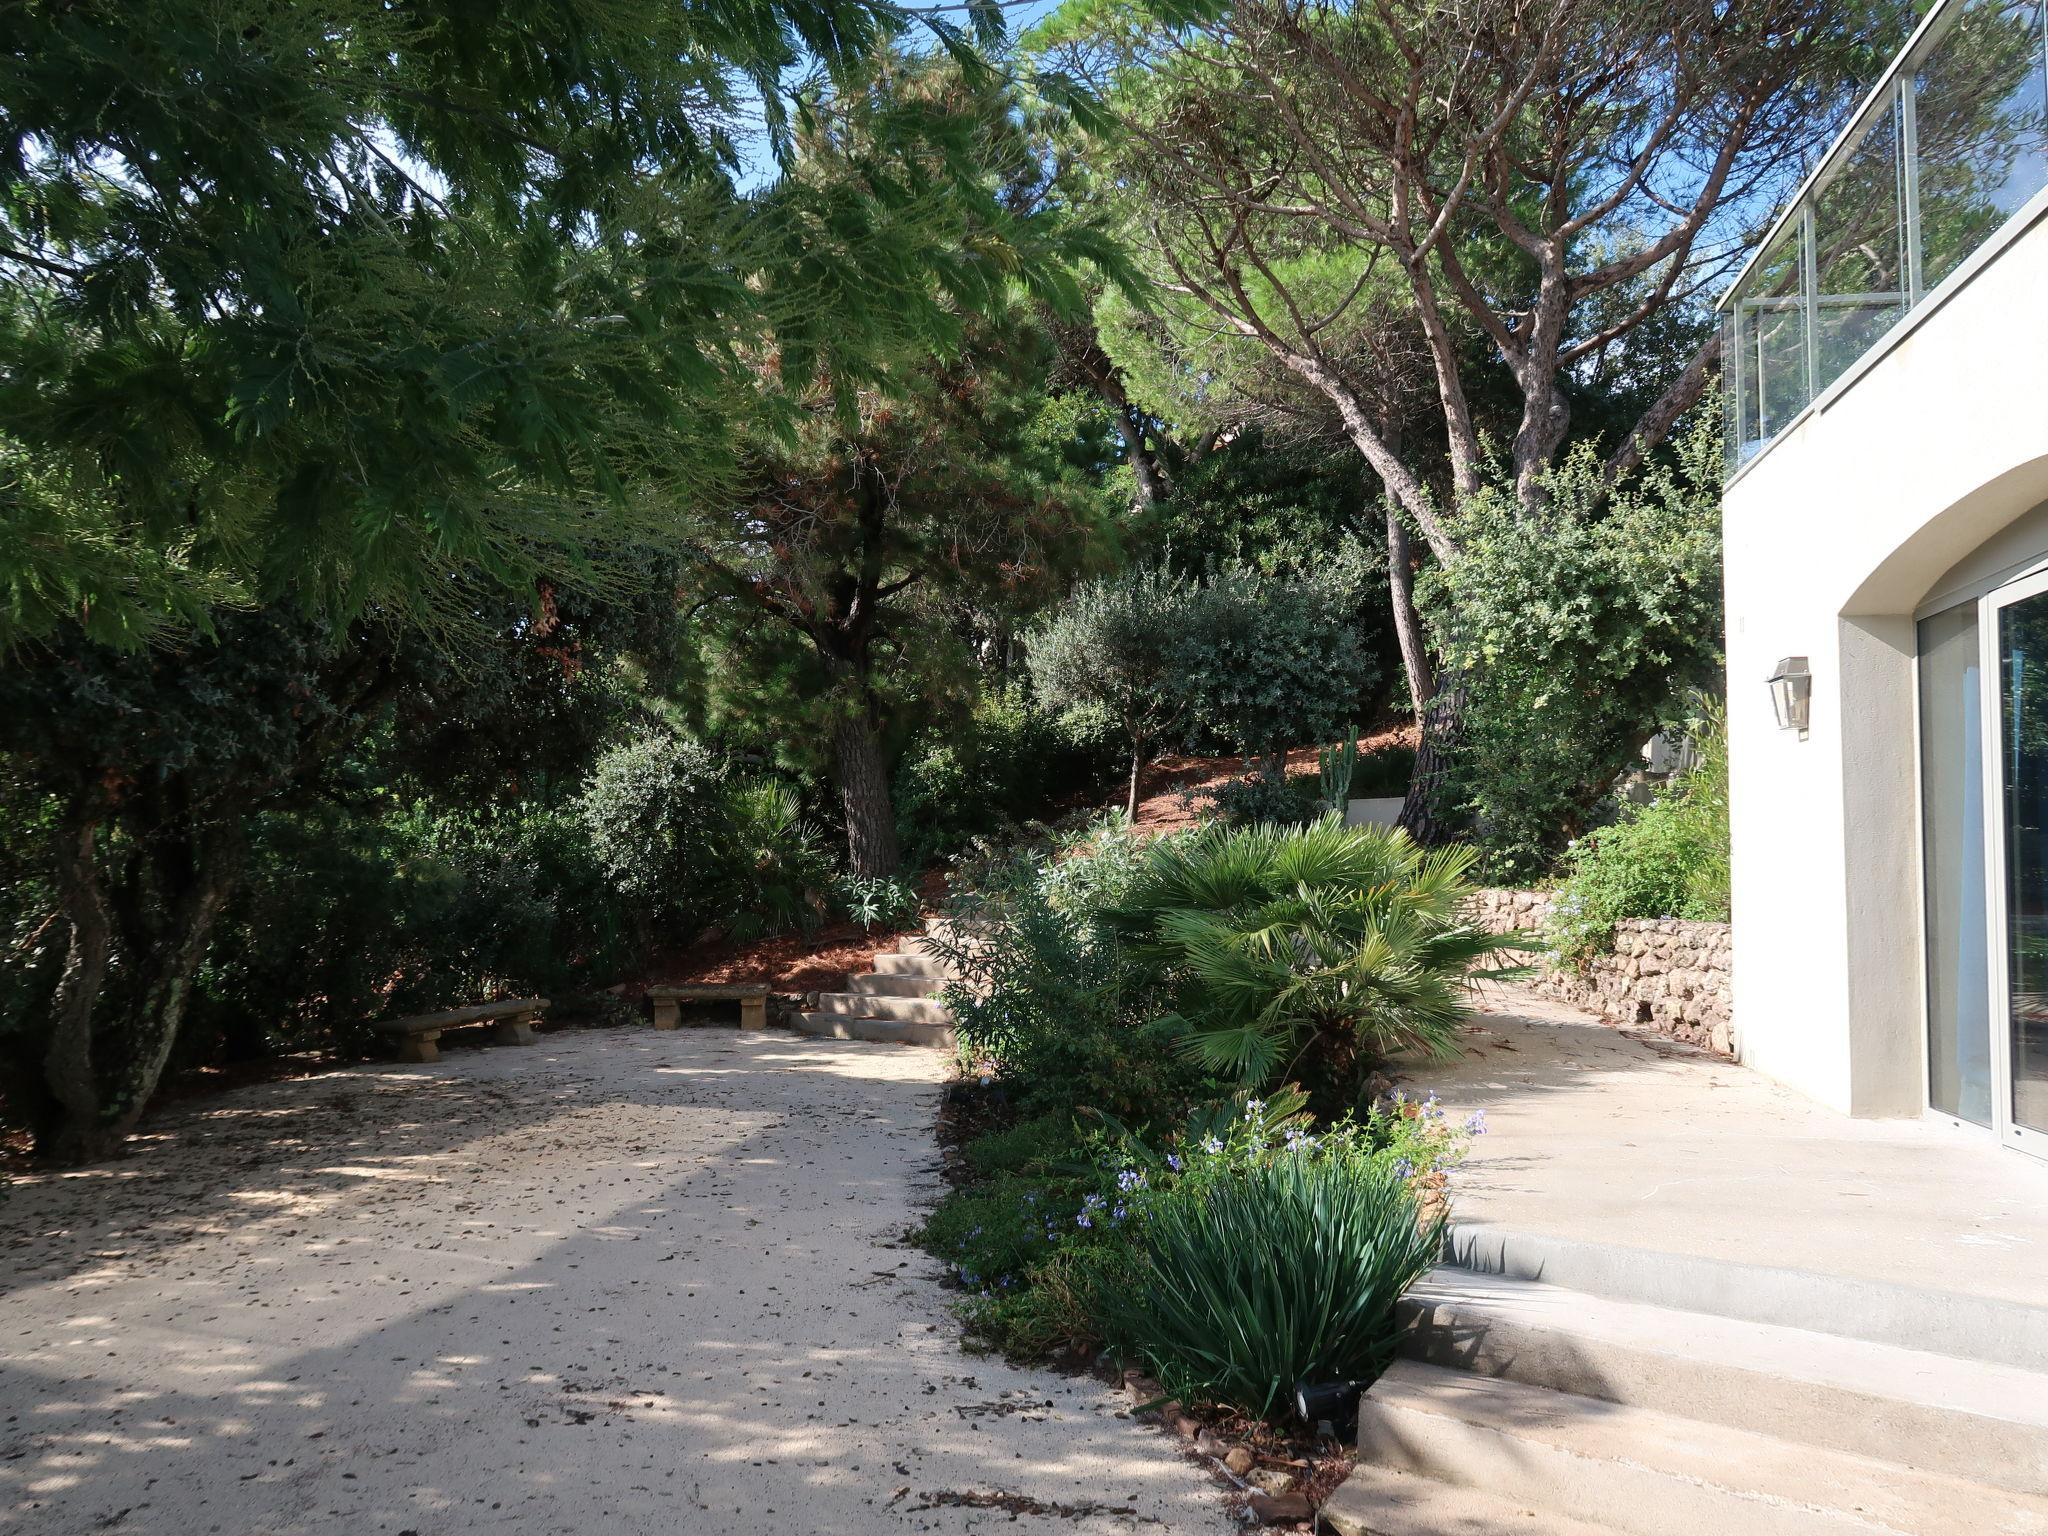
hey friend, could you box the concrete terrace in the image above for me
[1410,985,2048,1321]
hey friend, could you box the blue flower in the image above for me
[1117,1168,1147,1192]
[1464,1110,1488,1135]
[1244,1098,1265,1117]
[1283,1127,1316,1151]
[1075,1212,1093,1229]
[1112,1204,1129,1222]
[1391,1158,1415,1180]
[1166,1153,1184,1173]
[1201,1135,1224,1155]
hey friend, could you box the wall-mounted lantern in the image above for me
[1768,656,1812,737]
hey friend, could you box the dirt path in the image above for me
[0,1028,1230,1535]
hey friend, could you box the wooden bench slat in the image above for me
[372,997,549,1035]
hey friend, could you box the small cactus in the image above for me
[1317,728,1359,816]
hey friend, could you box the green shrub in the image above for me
[921,1085,1477,1385]
[893,687,1118,866]
[1422,418,1724,881]
[832,872,922,932]
[1203,765,1322,828]
[923,1173,1094,1294]
[957,1242,1140,1358]
[718,778,834,942]
[1547,707,1730,962]
[577,729,732,935]
[927,816,1213,1124]
[1026,568,1205,816]
[577,729,831,943]
[1105,819,1525,1108]
[964,1112,1078,1177]
[1173,566,1377,763]
[1100,1128,1446,1421]
[193,797,629,1059]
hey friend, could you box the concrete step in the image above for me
[814,991,952,1025]
[1401,1268,2048,1494]
[870,950,955,980]
[847,972,942,999]
[1321,1463,1624,1536]
[793,1012,956,1049]
[1355,1360,2048,1536]
[1445,1223,2048,1372]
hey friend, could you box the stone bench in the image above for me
[372,998,548,1064]
[647,984,769,1032]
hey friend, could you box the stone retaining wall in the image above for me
[1469,888,1735,1057]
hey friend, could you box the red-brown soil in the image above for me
[650,725,1419,992]
[1127,723,1418,839]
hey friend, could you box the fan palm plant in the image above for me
[1104,818,1526,1102]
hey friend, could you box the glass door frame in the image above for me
[1978,564,2048,1161]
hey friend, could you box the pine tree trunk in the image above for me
[42,811,115,1164]
[835,712,900,878]
[1399,678,1467,848]
[108,825,241,1140]
[1386,513,1436,715]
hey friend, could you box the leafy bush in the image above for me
[1105,819,1524,1109]
[893,687,1118,867]
[1422,418,1724,881]
[193,798,628,1060]
[715,777,835,942]
[833,873,922,932]
[1100,1134,1444,1421]
[927,816,1212,1124]
[577,730,733,935]
[963,1112,1077,1178]
[1173,566,1377,764]
[1547,705,1730,962]
[1026,568,1204,816]
[577,729,830,942]
[1204,765,1322,828]
[922,1088,1472,1408]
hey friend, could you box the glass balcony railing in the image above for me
[1722,0,2048,469]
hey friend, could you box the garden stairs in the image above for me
[793,917,960,1049]
[1324,1225,2048,1536]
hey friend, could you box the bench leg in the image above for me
[494,1013,539,1047]
[398,1031,441,1065]
[740,996,767,1031]
[651,999,679,1031]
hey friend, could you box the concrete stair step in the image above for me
[870,950,956,980]
[1401,1267,2048,1494]
[847,972,942,999]
[1355,1360,2048,1536]
[814,991,952,1025]
[1445,1223,2048,1372]
[1321,1463,1624,1536]
[793,1012,955,1049]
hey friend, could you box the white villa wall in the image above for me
[1723,203,2048,1117]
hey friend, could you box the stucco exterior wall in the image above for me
[1721,203,2048,1116]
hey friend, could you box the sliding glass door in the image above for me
[1994,579,2048,1149]
[1922,569,2048,1155]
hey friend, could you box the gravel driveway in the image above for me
[0,1028,1231,1535]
